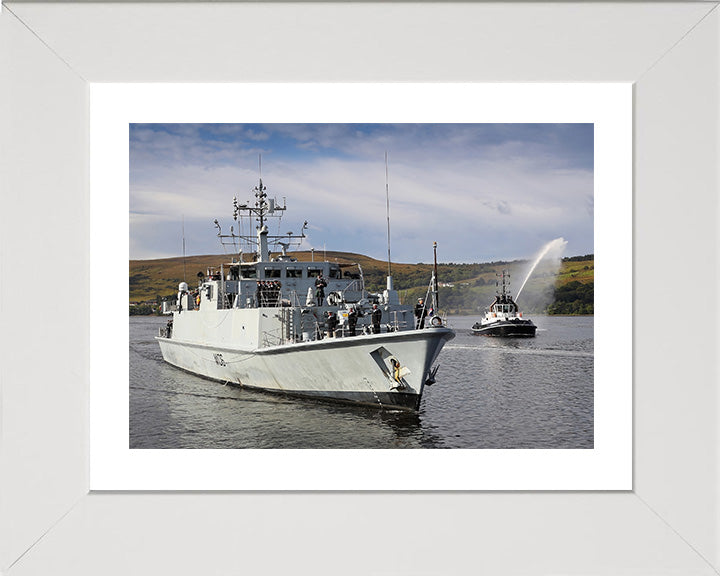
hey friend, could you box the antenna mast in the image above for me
[218,158,307,262]
[433,241,439,310]
[385,151,392,278]
[182,215,186,282]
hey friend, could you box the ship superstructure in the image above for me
[156,175,454,410]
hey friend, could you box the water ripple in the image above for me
[130,314,594,449]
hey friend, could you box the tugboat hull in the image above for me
[472,320,536,337]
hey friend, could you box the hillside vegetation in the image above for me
[130,251,593,315]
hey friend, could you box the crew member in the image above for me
[347,306,358,337]
[269,281,280,306]
[275,281,282,306]
[315,273,328,307]
[371,304,382,334]
[414,298,428,329]
[326,310,338,338]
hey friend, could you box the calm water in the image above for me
[130,315,593,449]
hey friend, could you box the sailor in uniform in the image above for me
[414,298,428,329]
[315,273,328,306]
[371,304,382,334]
[347,306,358,336]
[326,310,338,338]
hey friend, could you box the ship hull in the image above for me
[157,327,454,411]
[471,321,536,337]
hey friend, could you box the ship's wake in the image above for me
[444,344,593,358]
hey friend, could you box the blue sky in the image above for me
[130,123,593,263]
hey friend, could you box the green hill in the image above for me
[130,251,593,315]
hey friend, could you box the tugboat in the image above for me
[156,174,454,411]
[471,270,537,337]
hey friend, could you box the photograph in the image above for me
[129,123,594,449]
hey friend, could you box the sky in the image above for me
[129,123,593,264]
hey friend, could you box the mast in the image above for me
[495,270,510,301]
[385,151,393,291]
[218,159,306,262]
[253,176,269,261]
[433,241,439,310]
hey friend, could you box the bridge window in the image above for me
[264,267,281,278]
[240,267,257,279]
[286,268,301,278]
[329,266,341,279]
[307,268,323,278]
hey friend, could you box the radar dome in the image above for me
[179,282,189,292]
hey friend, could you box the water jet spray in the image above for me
[515,238,568,302]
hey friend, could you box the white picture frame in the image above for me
[2,2,718,574]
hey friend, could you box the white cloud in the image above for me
[130,124,594,262]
